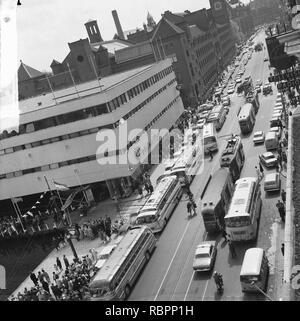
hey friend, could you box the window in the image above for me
[42,139,51,145]
[14,146,24,152]
[50,163,59,169]
[26,123,35,133]
[58,161,68,167]
[5,148,14,154]
[14,171,23,177]
[25,143,32,149]
[41,165,50,171]
[6,173,14,179]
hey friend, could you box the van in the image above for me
[240,248,269,293]
[265,131,278,150]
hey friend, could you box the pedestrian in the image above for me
[137,185,143,198]
[52,272,58,282]
[276,200,286,222]
[228,240,237,258]
[208,149,213,161]
[144,183,151,195]
[277,154,282,168]
[41,269,51,284]
[281,243,285,256]
[255,166,261,180]
[56,257,63,271]
[63,255,70,269]
[281,189,286,204]
[41,279,50,294]
[259,162,264,177]
[29,271,39,287]
[37,271,44,284]
[221,227,228,242]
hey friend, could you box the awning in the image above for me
[61,185,90,211]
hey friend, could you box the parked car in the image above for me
[199,111,209,119]
[269,126,282,139]
[195,119,206,129]
[255,84,262,93]
[227,86,235,94]
[259,152,278,168]
[193,241,217,272]
[263,83,272,95]
[264,173,281,192]
[235,78,242,84]
[253,131,265,144]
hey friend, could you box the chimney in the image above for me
[112,10,125,40]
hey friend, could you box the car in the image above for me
[253,131,265,144]
[264,173,281,192]
[256,79,263,86]
[269,126,282,138]
[264,57,269,62]
[193,241,217,272]
[227,86,235,94]
[195,119,206,129]
[263,83,272,95]
[273,110,283,118]
[235,78,242,84]
[199,111,209,119]
[259,152,278,168]
[255,85,262,93]
[117,211,139,233]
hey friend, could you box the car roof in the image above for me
[254,131,263,135]
[263,152,274,157]
[264,172,279,182]
[195,242,215,255]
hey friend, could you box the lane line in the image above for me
[153,220,191,301]
[183,232,208,301]
[201,279,210,301]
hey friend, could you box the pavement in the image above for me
[9,162,165,299]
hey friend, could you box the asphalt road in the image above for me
[129,30,285,301]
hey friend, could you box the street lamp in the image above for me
[250,281,274,301]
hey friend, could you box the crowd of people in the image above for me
[9,252,98,301]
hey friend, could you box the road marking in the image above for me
[202,279,210,301]
[183,232,208,301]
[153,220,191,301]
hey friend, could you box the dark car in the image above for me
[263,83,272,95]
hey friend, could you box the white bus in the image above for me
[89,226,156,300]
[238,103,255,134]
[206,105,227,131]
[225,177,262,241]
[136,175,182,233]
[203,123,218,154]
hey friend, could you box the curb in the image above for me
[281,112,295,301]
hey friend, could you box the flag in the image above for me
[53,180,69,191]
[11,197,23,203]
[27,211,34,217]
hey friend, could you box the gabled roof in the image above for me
[18,61,45,82]
[50,59,61,66]
[151,18,184,41]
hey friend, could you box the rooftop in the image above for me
[19,63,154,115]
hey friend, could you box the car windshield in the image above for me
[195,252,210,259]
[264,154,274,160]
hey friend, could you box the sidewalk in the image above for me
[9,163,165,299]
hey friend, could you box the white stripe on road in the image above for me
[154,220,191,301]
[202,279,210,301]
[183,232,208,301]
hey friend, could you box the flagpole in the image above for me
[52,180,72,227]
[73,166,89,203]
[11,199,25,233]
[67,62,80,98]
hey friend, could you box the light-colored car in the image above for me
[195,119,206,129]
[253,131,265,144]
[199,111,209,119]
[269,126,282,138]
[227,87,235,94]
[95,245,117,270]
[264,173,281,192]
[235,78,242,84]
[193,241,217,272]
[259,152,278,168]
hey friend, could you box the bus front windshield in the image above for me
[225,216,251,228]
[136,214,157,224]
[204,136,216,145]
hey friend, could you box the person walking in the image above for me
[41,269,51,284]
[208,149,213,161]
[221,227,228,242]
[137,185,143,198]
[187,201,192,217]
[63,255,69,269]
[255,166,261,180]
[281,189,286,204]
[276,200,286,223]
[56,257,63,271]
[228,240,237,258]
[281,243,285,256]
[29,271,39,287]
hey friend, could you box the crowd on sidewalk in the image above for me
[9,252,97,301]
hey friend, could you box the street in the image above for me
[128,29,285,301]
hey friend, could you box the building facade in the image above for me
[2,59,184,203]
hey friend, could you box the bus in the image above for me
[89,226,156,301]
[220,135,245,182]
[225,177,262,241]
[201,168,234,233]
[203,123,218,154]
[238,103,255,134]
[136,175,182,233]
[246,91,260,114]
[157,142,203,185]
[206,105,227,131]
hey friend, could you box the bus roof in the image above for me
[89,226,149,286]
[238,103,253,120]
[225,177,257,218]
[202,168,231,208]
[240,248,264,276]
[139,175,178,211]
